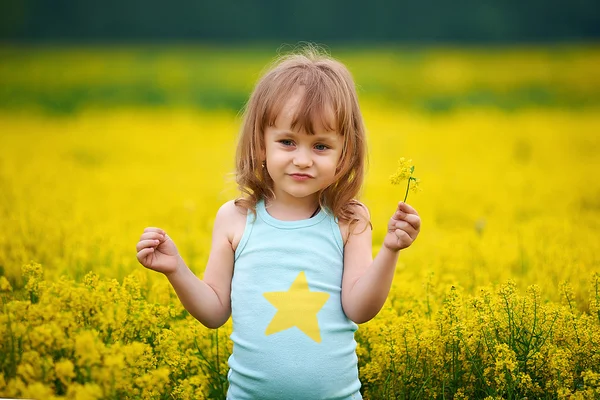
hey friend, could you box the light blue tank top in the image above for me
[227,200,362,400]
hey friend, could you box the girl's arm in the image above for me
[341,202,421,324]
[161,201,240,328]
[138,202,245,328]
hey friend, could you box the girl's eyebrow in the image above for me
[312,132,340,142]
[272,129,338,141]
[272,129,297,136]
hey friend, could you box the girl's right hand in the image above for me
[136,227,180,275]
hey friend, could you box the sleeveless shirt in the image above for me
[226,200,362,399]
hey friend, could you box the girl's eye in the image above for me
[315,144,329,151]
[279,140,294,146]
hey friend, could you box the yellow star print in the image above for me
[263,271,330,343]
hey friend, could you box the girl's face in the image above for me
[263,89,343,206]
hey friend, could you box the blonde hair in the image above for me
[234,45,368,225]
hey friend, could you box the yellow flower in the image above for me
[67,383,104,400]
[409,177,421,193]
[493,343,518,391]
[23,262,45,303]
[389,157,413,185]
[582,370,600,390]
[55,359,75,386]
[389,157,421,202]
[22,382,57,400]
[74,330,102,367]
[0,276,12,292]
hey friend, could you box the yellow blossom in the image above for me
[22,382,58,400]
[389,157,421,202]
[67,383,104,400]
[74,331,102,367]
[0,276,12,292]
[493,343,518,391]
[55,359,75,386]
[389,157,413,185]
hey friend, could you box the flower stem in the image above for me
[403,176,412,202]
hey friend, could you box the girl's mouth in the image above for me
[289,173,313,181]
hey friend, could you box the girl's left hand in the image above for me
[384,202,421,252]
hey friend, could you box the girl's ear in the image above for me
[260,148,266,164]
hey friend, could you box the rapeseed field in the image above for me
[0,45,599,399]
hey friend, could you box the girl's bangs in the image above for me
[262,76,340,136]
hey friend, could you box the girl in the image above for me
[136,46,421,399]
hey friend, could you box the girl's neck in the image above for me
[264,197,320,221]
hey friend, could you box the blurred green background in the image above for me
[1,0,599,42]
[1,0,599,114]
[1,45,600,114]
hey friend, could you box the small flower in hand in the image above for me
[390,157,421,202]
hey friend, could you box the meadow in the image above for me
[0,44,599,399]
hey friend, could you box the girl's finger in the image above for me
[140,232,166,242]
[398,202,419,216]
[394,220,410,230]
[402,214,421,231]
[394,229,412,243]
[143,227,166,235]
[136,247,154,263]
[136,239,160,252]
[394,222,417,238]
[393,210,406,220]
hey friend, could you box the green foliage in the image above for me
[1,45,599,114]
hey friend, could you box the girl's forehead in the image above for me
[278,90,304,120]
[270,87,337,134]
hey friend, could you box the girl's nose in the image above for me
[293,148,313,168]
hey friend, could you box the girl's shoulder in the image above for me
[215,200,248,251]
[338,200,371,245]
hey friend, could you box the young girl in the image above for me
[136,46,421,399]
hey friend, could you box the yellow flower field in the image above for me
[0,45,599,398]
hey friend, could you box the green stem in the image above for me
[403,176,413,202]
